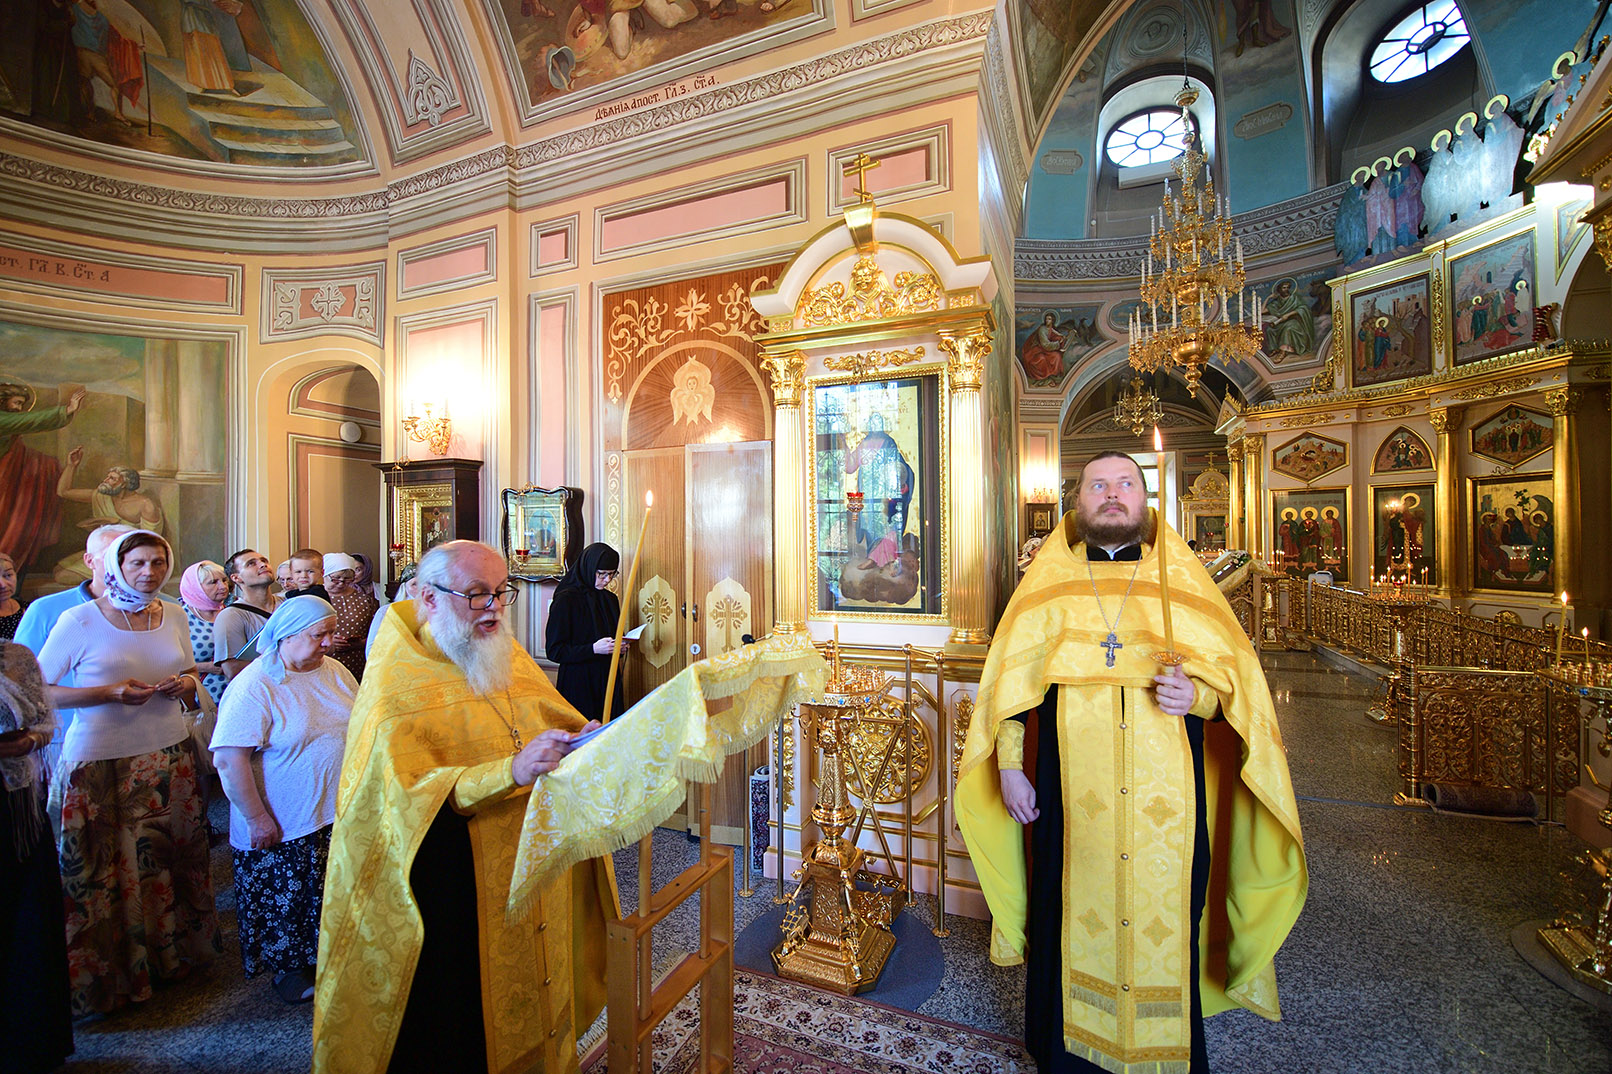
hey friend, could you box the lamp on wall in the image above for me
[402,401,453,456]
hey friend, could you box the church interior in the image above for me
[4,0,1612,1069]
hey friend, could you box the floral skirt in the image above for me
[232,825,332,978]
[56,741,221,1016]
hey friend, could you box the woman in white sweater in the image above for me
[38,530,221,1016]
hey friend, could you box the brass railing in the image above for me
[1265,581,1611,819]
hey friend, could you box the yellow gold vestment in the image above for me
[956,513,1306,1074]
[312,602,613,1074]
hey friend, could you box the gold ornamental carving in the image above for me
[1241,434,1263,459]
[839,697,932,804]
[703,576,751,659]
[606,278,770,404]
[823,347,926,382]
[1430,266,1447,362]
[1545,385,1582,416]
[761,350,807,408]
[797,255,942,328]
[1278,413,1335,428]
[1594,218,1612,273]
[1308,353,1339,394]
[1428,407,1454,434]
[939,332,991,392]
[1449,375,1540,401]
[950,691,973,786]
[1382,403,1416,417]
[668,355,716,425]
[1584,363,1611,379]
[637,574,678,669]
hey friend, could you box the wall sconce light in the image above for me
[403,401,453,456]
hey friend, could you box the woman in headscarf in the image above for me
[0,552,25,640]
[320,552,378,683]
[544,542,628,721]
[36,529,221,1016]
[211,596,356,1004]
[350,552,390,607]
[179,559,231,706]
[0,639,72,1071]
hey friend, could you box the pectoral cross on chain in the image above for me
[1100,632,1123,667]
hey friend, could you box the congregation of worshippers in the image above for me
[0,525,631,1066]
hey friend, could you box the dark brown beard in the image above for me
[1075,503,1147,547]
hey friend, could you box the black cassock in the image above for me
[544,543,624,723]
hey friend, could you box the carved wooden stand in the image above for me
[606,783,733,1072]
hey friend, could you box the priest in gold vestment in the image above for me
[957,452,1307,1074]
[312,541,613,1074]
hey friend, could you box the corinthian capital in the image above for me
[1544,385,1581,417]
[940,332,991,392]
[761,349,806,408]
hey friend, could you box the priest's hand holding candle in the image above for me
[601,490,652,723]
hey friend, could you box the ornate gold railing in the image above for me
[1266,581,1612,819]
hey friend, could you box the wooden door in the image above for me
[623,449,685,705]
[687,442,772,843]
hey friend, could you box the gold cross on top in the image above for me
[845,151,881,205]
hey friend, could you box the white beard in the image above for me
[432,611,515,696]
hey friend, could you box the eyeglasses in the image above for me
[430,583,519,610]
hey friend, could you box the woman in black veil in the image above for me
[544,543,627,721]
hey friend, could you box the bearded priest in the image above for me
[312,540,611,1074]
[957,451,1307,1074]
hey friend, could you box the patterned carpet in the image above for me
[581,969,1031,1074]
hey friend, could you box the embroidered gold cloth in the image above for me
[509,631,828,916]
[956,512,1306,1074]
[313,603,827,1074]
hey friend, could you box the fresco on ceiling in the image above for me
[1251,264,1335,366]
[0,0,361,167]
[1212,0,1307,210]
[1017,0,1101,127]
[493,0,813,107]
[0,319,227,604]
[1016,305,1108,389]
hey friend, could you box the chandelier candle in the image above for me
[601,489,652,723]
[1154,426,1176,656]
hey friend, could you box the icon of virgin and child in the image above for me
[839,414,920,606]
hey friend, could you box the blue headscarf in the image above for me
[256,595,337,682]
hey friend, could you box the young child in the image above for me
[283,548,330,602]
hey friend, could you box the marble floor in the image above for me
[59,652,1612,1072]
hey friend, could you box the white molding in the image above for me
[395,297,500,536]
[327,0,492,164]
[262,262,386,345]
[852,0,927,19]
[827,124,951,215]
[526,288,581,489]
[0,234,243,315]
[397,226,498,299]
[529,215,581,278]
[593,158,808,263]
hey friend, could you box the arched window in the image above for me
[1104,108,1193,169]
[1369,1,1471,84]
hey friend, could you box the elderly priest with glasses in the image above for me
[311,540,608,1074]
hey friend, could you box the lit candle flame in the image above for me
[646,490,654,508]
[1153,426,1163,452]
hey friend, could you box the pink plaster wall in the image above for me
[537,302,567,487]
[536,229,569,268]
[838,145,931,201]
[403,318,487,459]
[0,243,232,306]
[599,177,790,252]
[402,241,490,290]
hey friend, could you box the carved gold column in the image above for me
[1429,407,1461,598]
[941,331,991,650]
[764,349,807,633]
[1226,437,1244,549]
[1242,434,1265,557]
[1547,387,1582,618]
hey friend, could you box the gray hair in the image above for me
[86,523,136,560]
[414,541,501,600]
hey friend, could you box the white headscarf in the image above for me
[257,596,337,682]
[323,552,359,576]
[101,530,173,613]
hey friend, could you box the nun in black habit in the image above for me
[544,543,628,722]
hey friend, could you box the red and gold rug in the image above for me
[582,969,1030,1073]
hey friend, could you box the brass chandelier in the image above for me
[1126,85,1260,396]
[1113,376,1163,437]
